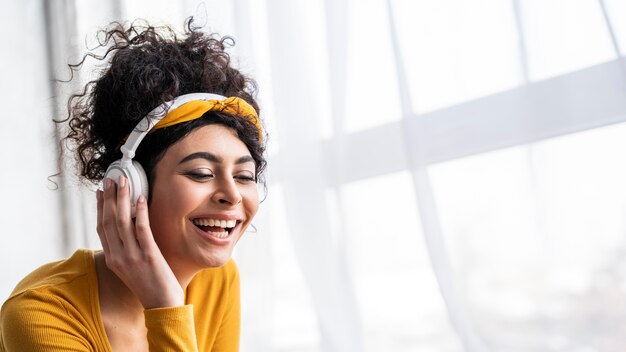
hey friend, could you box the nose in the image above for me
[212,177,243,206]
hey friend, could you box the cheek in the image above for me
[149,180,198,222]
[243,187,260,217]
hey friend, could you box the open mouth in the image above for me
[191,218,238,239]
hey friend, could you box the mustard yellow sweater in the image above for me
[0,249,240,351]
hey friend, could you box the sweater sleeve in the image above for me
[144,305,198,352]
[0,291,94,352]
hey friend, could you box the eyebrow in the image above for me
[179,152,255,165]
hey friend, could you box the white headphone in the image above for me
[104,92,228,216]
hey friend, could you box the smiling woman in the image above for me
[0,18,265,352]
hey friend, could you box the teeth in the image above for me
[192,218,237,228]
[207,231,229,238]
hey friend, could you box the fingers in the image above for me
[134,194,159,252]
[99,176,156,256]
[101,178,123,253]
[115,176,138,250]
[96,189,110,255]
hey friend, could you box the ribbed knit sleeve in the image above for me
[144,305,198,351]
[0,290,94,351]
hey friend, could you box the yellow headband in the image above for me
[152,96,262,141]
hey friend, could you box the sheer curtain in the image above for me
[2,0,626,351]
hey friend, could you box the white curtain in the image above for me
[2,0,626,351]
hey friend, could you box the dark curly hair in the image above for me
[58,18,266,194]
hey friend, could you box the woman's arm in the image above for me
[144,305,198,351]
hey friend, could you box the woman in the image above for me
[0,18,265,351]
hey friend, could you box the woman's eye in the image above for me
[235,175,256,183]
[187,171,214,181]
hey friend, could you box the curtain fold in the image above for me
[263,1,364,350]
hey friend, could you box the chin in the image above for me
[200,250,234,268]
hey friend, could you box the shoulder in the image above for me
[8,249,95,298]
[187,259,240,301]
[0,287,92,350]
[0,249,96,336]
[191,258,239,285]
[1,289,69,329]
[186,260,241,349]
[221,258,240,282]
[0,250,99,350]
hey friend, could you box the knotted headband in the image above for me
[152,96,262,142]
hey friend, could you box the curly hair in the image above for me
[59,18,266,192]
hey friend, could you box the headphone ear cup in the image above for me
[104,160,125,187]
[103,160,149,217]
[132,160,149,202]
[124,161,149,217]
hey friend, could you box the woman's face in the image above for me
[147,124,259,273]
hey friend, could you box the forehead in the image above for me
[161,124,252,162]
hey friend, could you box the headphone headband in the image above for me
[119,93,227,163]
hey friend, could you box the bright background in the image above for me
[2,0,626,351]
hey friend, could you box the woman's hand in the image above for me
[96,176,185,309]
